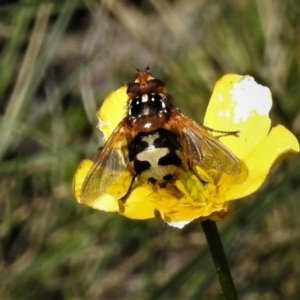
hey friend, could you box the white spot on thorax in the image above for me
[144,122,152,129]
[142,94,148,103]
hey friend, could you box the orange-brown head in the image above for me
[127,67,167,99]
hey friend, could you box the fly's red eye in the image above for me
[147,79,165,90]
[127,83,140,95]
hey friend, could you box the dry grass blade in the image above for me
[0,3,53,160]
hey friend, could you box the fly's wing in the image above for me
[169,110,241,175]
[80,121,132,204]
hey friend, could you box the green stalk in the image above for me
[201,220,238,299]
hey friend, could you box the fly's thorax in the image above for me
[128,128,182,183]
[128,93,172,132]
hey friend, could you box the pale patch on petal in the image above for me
[231,76,272,124]
[97,118,111,141]
[167,220,194,228]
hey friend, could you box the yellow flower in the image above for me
[73,74,299,228]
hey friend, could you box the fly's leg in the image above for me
[201,124,239,138]
[118,175,136,212]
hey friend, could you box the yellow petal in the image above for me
[73,158,126,212]
[97,86,127,140]
[121,186,224,222]
[205,74,272,159]
[224,124,299,199]
[90,194,120,212]
[73,159,93,201]
[90,171,132,212]
[204,74,299,202]
[120,169,225,224]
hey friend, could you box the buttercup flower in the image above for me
[73,74,299,228]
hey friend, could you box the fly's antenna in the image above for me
[146,62,151,72]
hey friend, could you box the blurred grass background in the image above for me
[0,0,300,299]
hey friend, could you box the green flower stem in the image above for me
[201,220,238,299]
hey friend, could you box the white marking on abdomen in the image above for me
[137,148,173,182]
